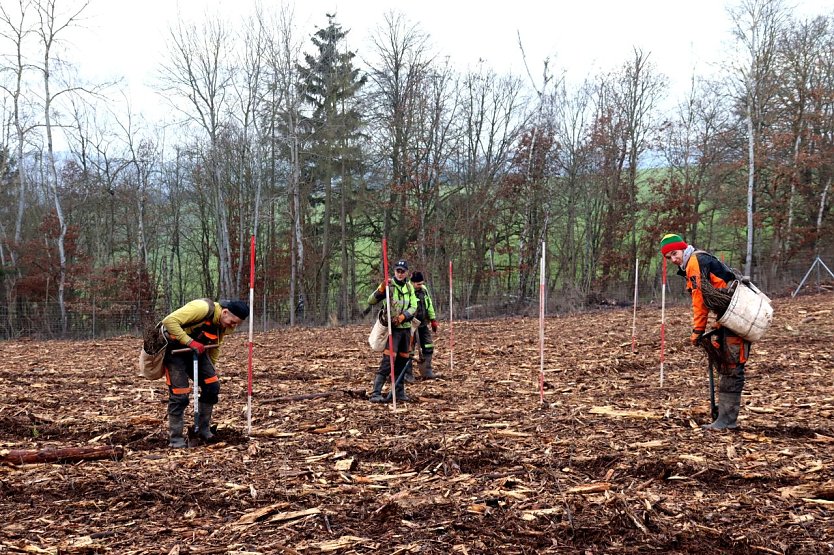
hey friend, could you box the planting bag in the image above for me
[367,310,421,352]
[138,324,168,379]
[716,281,773,342]
[368,311,389,352]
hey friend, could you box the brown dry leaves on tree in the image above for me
[1,293,833,554]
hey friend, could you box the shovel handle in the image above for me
[708,359,718,420]
[171,344,218,355]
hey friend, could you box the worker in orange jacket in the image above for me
[661,233,751,430]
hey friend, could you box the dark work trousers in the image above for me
[164,348,220,419]
[416,325,434,357]
[376,327,412,382]
[714,328,751,395]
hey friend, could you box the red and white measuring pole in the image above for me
[247,234,255,436]
[382,238,397,411]
[538,242,545,403]
[631,257,639,354]
[660,256,667,387]
[448,260,454,374]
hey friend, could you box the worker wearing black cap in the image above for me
[366,259,417,402]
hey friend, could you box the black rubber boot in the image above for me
[385,374,413,402]
[702,392,741,430]
[404,364,416,383]
[198,402,216,442]
[420,352,436,379]
[168,409,187,448]
[369,374,386,403]
[394,384,413,402]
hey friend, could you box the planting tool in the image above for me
[172,345,218,443]
[700,331,720,421]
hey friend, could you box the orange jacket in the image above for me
[678,250,736,333]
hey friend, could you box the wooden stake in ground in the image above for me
[382,238,397,411]
[449,260,454,374]
[538,242,545,403]
[631,258,639,354]
[660,256,667,387]
[247,234,255,437]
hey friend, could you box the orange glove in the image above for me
[690,330,705,346]
[430,320,438,332]
[393,313,406,325]
[376,279,388,293]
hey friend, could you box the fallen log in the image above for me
[265,389,366,403]
[0,445,125,465]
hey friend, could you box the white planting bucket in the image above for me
[368,313,388,351]
[716,282,773,341]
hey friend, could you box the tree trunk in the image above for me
[340,168,350,322]
[42,45,68,335]
[816,176,832,255]
[319,173,332,324]
[745,112,755,276]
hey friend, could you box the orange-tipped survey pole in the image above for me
[382,238,397,411]
[247,234,255,436]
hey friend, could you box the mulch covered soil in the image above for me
[1,293,833,555]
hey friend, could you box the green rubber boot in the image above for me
[702,392,741,430]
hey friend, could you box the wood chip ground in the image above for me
[1,293,832,554]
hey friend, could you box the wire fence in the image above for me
[1,256,831,339]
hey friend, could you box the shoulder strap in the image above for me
[692,250,739,282]
[201,298,216,321]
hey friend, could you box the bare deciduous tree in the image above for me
[264,4,305,324]
[366,11,432,256]
[34,0,90,333]
[159,13,235,297]
[728,0,788,277]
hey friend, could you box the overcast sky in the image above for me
[71,0,834,121]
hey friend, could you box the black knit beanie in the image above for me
[221,300,249,320]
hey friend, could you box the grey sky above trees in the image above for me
[74,0,833,129]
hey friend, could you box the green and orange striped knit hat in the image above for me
[659,233,687,256]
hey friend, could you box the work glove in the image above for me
[690,330,705,346]
[188,339,206,355]
[393,313,406,325]
[430,320,438,332]
[376,279,388,294]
